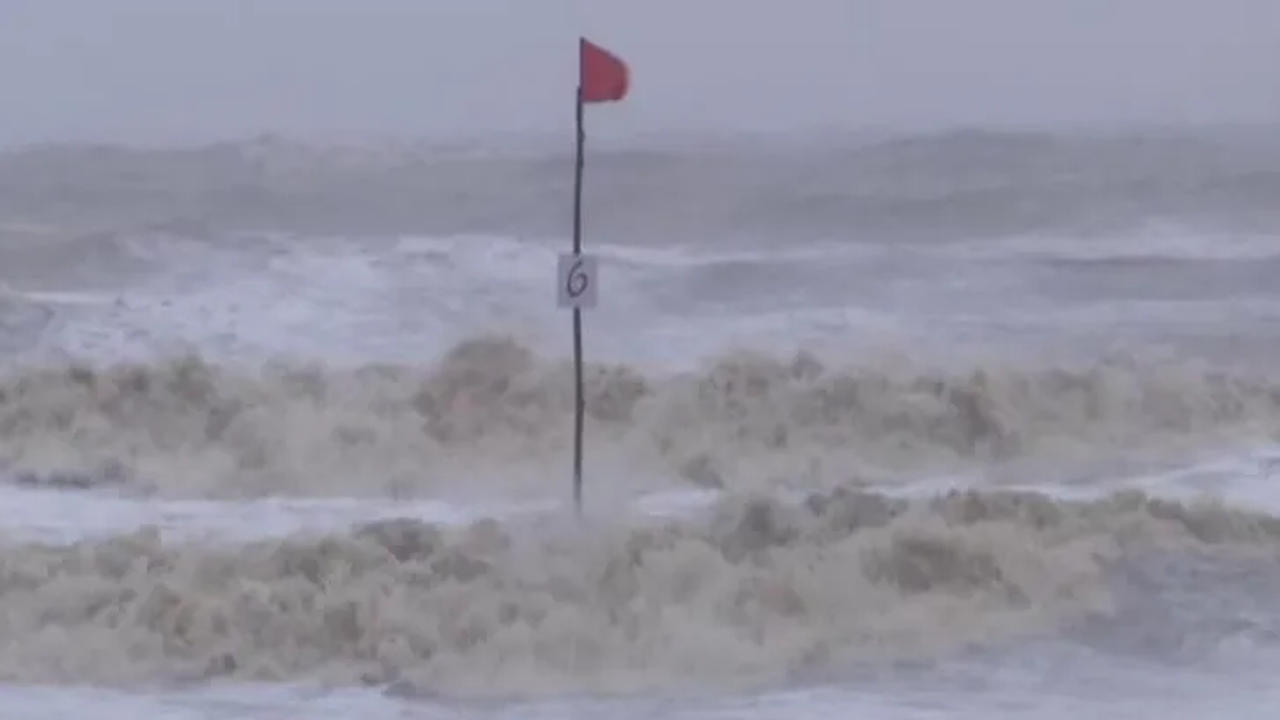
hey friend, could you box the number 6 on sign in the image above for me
[557,253,598,308]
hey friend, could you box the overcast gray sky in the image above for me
[1,0,1277,146]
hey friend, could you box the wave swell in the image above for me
[3,130,1278,240]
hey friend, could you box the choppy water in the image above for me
[1,128,1280,717]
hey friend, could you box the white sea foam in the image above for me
[1,337,1279,501]
[2,485,1277,696]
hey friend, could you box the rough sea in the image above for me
[1,127,1280,718]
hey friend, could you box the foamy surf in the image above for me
[3,485,1278,696]
[2,441,1277,546]
[1,337,1279,502]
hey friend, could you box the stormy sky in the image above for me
[0,0,1276,146]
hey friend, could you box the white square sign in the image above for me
[557,253,598,309]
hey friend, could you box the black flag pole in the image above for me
[571,80,586,516]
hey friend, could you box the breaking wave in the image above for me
[3,336,1280,499]
[1,487,1277,695]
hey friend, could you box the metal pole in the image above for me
[571,80,586,516]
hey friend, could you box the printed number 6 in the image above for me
[566,258,589,298]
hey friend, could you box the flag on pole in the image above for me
[568,36,628,516]
[580,38,629,103]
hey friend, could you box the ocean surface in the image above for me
[1,128,1280,718]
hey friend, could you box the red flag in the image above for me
[580,37,628,103]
